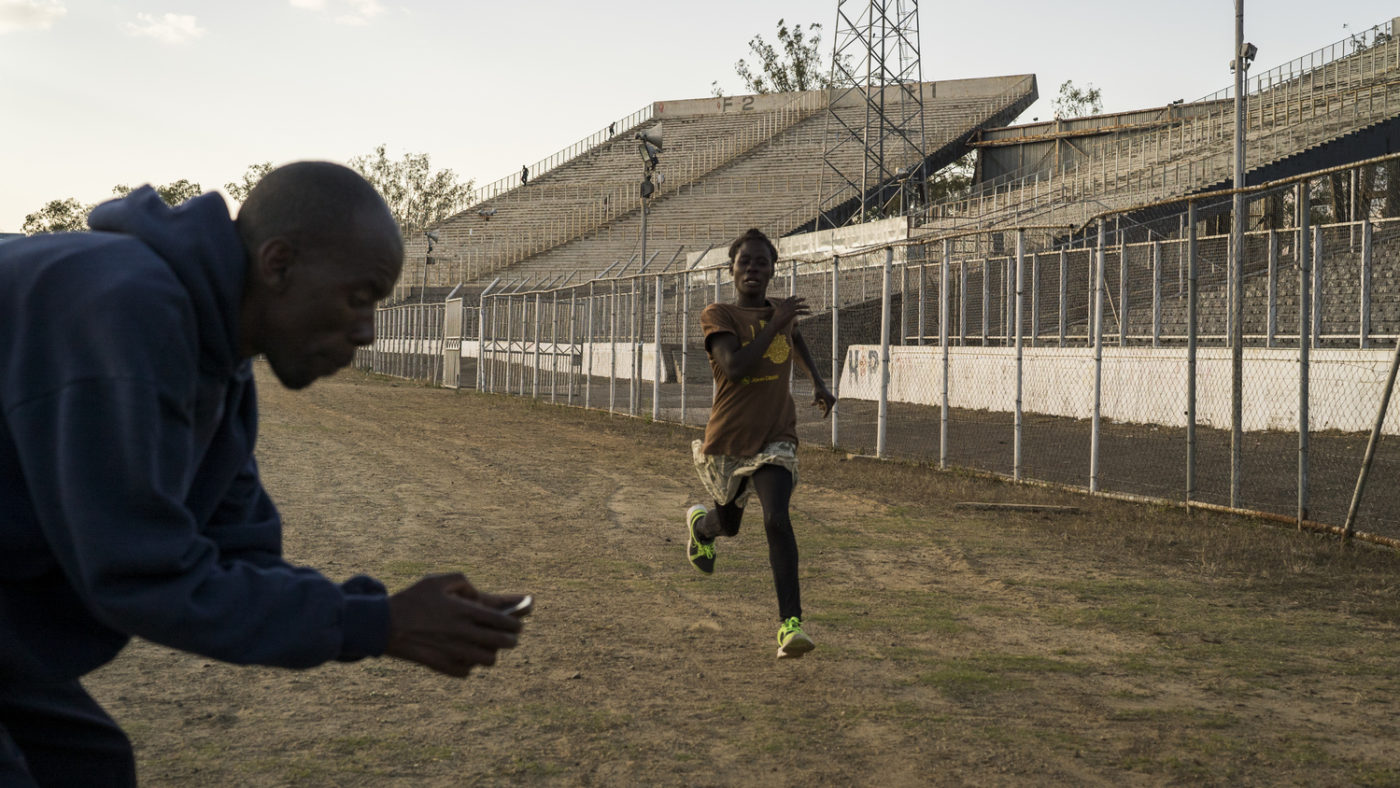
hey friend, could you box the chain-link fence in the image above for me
[357,156,1400,548]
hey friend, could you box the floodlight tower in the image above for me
[817,0,927,229]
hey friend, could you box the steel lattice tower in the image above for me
[817,0,927,229]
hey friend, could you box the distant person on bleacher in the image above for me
[521,164,529,186]
[0,162,529,785]
[683,228,837,660]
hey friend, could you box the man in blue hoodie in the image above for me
[0,161,527,786]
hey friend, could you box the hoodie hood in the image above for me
[88,187,247,374]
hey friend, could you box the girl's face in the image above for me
[731,239,775,302]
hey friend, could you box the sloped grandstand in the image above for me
[930,17,1400,235]
[395,73,1036,303]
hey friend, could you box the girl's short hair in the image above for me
[728,228,778,264]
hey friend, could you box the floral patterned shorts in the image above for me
[691,439,799,509]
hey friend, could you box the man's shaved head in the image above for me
[235,161,405,389]
[236,161,401,255]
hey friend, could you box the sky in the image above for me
[2,0,1397,233]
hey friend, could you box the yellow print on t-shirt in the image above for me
[738,374,779,386]
[741,320,790,365]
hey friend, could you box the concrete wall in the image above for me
[656,91,823,119]
[838,345,1400,435]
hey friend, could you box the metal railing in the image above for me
[1195,19,1394,104]
[464,103,656,207]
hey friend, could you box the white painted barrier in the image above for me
[463,340,670,383]
[839,345,1400,435]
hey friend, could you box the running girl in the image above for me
[685,228,836,659]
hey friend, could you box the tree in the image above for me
[22,179,203,235]
[348,145,474,235]
[926,153,975,204]
[714,19,830,96]
[22,198,92,235]
[224,162,274,203]
[1053,80,1103,119]
[111,179,204,206]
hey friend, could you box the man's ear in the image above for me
[252,238,296,292]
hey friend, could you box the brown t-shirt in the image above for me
[699,302,799,457]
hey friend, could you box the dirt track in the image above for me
[86,363,1400,786]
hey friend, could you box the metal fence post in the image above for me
[550,290,560,403]
[1014,229,1025,482]
[520,294,530,397]
[653,274,663,422]
[610,281,618,413]
[532,292,542,399]
[713,264,722,405]
[1232,181,1245,510]
[498,296,509,394]
[389,310,397,378]
[500,296,511,393]
[878,247,892,458]
[681,270,690,425]
[476,296,487,391]
[831,256,841,449]
[1091,220,1106,493]
[567,290,577,405]
[940,240,950,470]
[1298,183,1311,525]
[585,282,595,409]
[486,296,497,393]
[630,277,641,419]
[1187,202,1199,506]
[503,297,515,395]
[790,259,798,388]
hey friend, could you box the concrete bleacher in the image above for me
[923,18,1400,234]
[391,74,1036,302]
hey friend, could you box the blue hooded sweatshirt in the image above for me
[0,188,390,683]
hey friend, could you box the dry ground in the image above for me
[86,363,1400,786]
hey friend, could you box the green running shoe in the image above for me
[776,617,814,659]
[686,504,715,574]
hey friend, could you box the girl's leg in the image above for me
[696,480,747,541]
[750,464,800,621]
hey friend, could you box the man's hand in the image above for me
[384,573,525,677]
[769,296,811,331]
[812,385,837,418]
